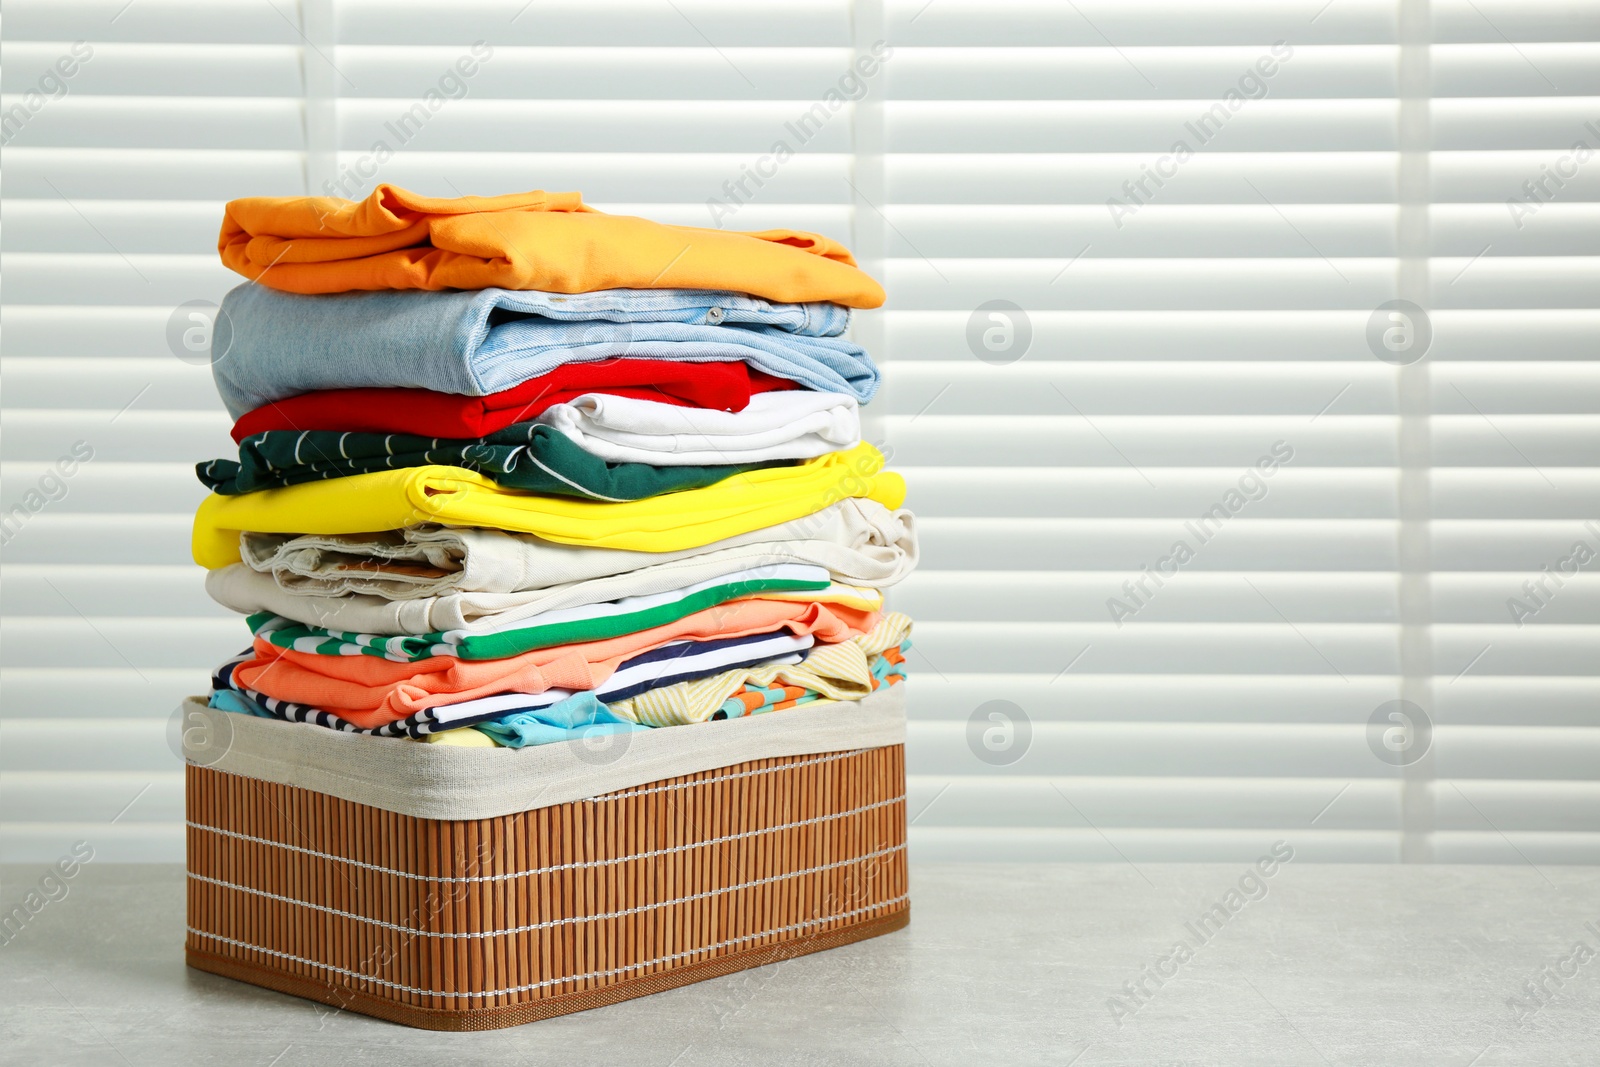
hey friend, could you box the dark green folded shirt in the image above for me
[197,422,786,500]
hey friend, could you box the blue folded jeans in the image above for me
[212,284,876,418]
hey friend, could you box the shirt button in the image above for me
[705,306,725,324]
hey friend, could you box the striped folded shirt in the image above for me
[208,630,814,739]
[244,563,843,662]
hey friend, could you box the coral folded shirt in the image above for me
[233,596,877,728]
[219,185,886,308]
[229,360,798,442]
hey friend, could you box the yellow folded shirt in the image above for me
[192,442,905,569]
[759,583,883,613]
[420,728,497,747]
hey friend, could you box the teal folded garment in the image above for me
[198,420,785,500]
[471,692,649,748]
[208,689,272,718]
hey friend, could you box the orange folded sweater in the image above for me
[218,185,886,307]
[234,597,877,729]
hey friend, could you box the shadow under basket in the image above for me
[181,685,910,1030]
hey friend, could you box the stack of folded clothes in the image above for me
[193,185,918,750]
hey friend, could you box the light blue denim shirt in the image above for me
[212,284,876,418]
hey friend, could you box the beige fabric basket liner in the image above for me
[180,683,906,819]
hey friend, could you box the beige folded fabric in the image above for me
[180,682,906,820]
[208,498,917,634]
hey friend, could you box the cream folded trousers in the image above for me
[208,498,918,635]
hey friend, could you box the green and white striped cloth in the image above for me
[246,563,834,662]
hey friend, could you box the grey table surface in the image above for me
[1,862,1597,1067]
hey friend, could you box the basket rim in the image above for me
[179,681,906,819]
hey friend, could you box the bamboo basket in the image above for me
[184,723,909,1030]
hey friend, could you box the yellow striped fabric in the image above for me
[610,613,913,727]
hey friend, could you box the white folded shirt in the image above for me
[533,389,861,465]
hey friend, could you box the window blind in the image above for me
[1,0,1595,863]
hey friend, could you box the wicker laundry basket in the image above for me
[179,685,910,1030]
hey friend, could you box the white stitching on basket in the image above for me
[188,842,905,940]
[185,793,905,883]
[187,892,909,999]
[584,748,871,802]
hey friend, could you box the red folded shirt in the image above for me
[229,359,800,442]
